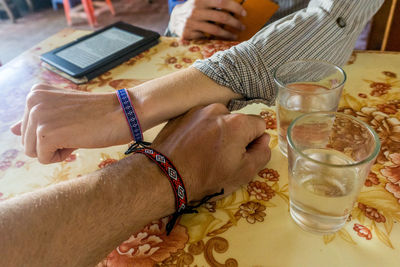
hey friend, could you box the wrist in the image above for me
[107,90,143,145]
[126,85,163,131]
[114,154,176,225]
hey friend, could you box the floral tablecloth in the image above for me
[0,29,399,267]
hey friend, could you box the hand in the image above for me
[152,104,271,202]
[169,0,246,40]
[10,84,131,164]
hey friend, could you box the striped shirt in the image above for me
[192,0,384,110]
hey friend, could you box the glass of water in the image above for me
[274,60,346,156]
[287,112,380,234]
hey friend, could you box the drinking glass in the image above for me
[287,112,380,234]
[274,60,346,156]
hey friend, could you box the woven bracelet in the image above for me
[133,147,224,235]
[116,88,143,143]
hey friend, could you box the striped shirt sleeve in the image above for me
[193,0,384,110]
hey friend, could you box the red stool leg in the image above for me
[87,0,98,26]
[105,0,115,15]
[62,0,72,26]
[82,0,96,27]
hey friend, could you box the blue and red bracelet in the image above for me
[134,147,188,213]
[116,88,151,153]
[116,88,144,142]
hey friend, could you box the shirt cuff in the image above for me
[193,41,276,111]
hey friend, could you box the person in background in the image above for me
[166,0,310,40]
[167,0,248,40]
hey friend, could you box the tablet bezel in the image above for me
[41,21,160,78]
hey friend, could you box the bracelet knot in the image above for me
[132,147,224,235]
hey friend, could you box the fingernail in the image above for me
[241,24,246,30]
[241,10,247,16]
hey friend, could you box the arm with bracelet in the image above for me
[1,104,270,267]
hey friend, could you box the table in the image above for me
[0,29,399,266]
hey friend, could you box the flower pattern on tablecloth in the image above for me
[247,181,275,201]
[87,72,113,88]
[200,40,239,58]
[258,168,280,181]
[363,71,400,97]
[177,166,286,251]
[364,172,380,187]
[381,153,400,204]
[239,201,267,224]
[98,158,118,169]
[333,70,400,249]
[0,149,20,172]
[157,38,239,71]
[358,203,386,223]
[98,218,188,267]
[260,110,277,130]
[339,105,400,163]
[156,237,238,267]
[204,201,216,213]
[376,103,398,114]
[382,71,397,78]
[353,224,372,240]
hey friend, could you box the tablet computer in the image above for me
[41,21,160,80]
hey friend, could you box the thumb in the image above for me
[10,121,22,136]
[245,133,271,170]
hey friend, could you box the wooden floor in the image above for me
[0,0,169,65]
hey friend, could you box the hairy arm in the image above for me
[0,154,175,267]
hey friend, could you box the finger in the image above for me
[245,133,271,169]
[36,126,77,163]
[24,113,38,158]
[10,121,22,136]
[225,113,266,146]
[22,84,65,144]
[21,101,31,145]
[193,21,237,40]
[206,0,247,17]
[195,9,245,31]
[181,30,205,40]
[247,133,271,161]
[36,126,52,163]
[52,148,76,163]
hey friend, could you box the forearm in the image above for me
[0,154,175,267]
[129,67,241,130]
[193,0,384,110]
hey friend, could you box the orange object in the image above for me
[232,0,279,42]
[62,0,115,27]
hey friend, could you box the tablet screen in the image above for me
[56,27,144,69]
